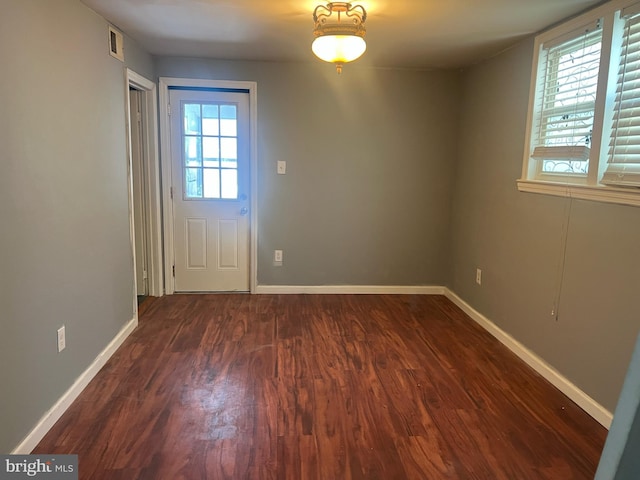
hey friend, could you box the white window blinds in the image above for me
[602,6,640,187]
[531,21,603,175]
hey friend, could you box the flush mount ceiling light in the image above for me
[312,2,367,74]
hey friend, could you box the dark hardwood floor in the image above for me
[34,294,607,479]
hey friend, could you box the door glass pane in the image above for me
[184,136,201,167]
[220,138,237,168]
[221,169,238,199]
[220,105,237,136]
[202,104,219,136]
[182,101,240,200]
[184,104,201,135]
[203,137,219,168]
[185,168,202,198]
[203,169,221,198]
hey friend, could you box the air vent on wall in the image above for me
[109,26,124,62]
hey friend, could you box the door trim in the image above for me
[159,77,258,294]
[126,69,163,297]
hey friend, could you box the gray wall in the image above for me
[0,0,154,452]
[596,331,640,479]
[450,37,640,412]
[2,0,638,457]
[615,411,640,478]
[155,58,460,286]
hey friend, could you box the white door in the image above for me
[130,88,148,295]
[169,89,251,292]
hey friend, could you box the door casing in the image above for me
[129,89,148,296]
[159,77,258,294]
[125,69,163,301]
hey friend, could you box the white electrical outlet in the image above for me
[476,268,482,285]
[57,325,66,352]
[274,249,283,265]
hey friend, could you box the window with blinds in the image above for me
[531,21,603,176]
[602,5,640,187]
[520,0,640,205]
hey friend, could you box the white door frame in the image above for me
[125,69,163,298]
[159,77,258,294]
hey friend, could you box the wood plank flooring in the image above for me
[34,294,607,479]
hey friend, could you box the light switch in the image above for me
[277,160,287,175]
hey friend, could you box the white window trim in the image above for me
[519,0,640,207]
[517,179,640,207]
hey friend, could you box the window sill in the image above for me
[517,179,640,207]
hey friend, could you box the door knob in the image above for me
[240,207,249,215]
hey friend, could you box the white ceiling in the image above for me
[81,0,605,69]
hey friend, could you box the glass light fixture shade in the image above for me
[311,35,367,63]
[312,3,367,72]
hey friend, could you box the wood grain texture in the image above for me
[34,294,607,479]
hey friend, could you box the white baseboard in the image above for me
[444,288,613,429]
[255,285,447,295]
[12,316,138,454]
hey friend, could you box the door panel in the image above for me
[169,89,250,292]
[218,219,239,269]
[185,217,207,269]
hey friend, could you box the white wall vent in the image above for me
[108,26,124,62]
